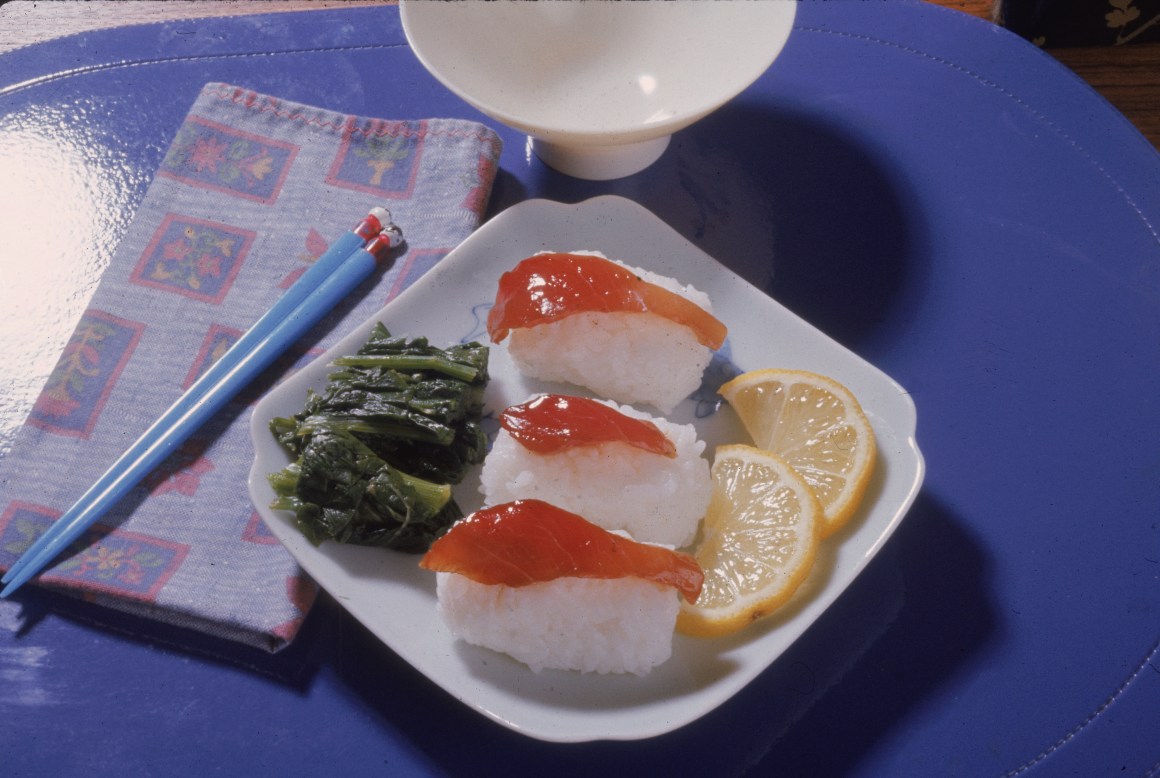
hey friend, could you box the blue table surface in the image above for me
[1,2,1158,775]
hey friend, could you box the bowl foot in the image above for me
[531,135,671,180]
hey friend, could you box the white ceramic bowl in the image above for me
[400,0,796,180]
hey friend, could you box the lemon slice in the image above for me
[677,444,822,637]
[719,368,876,537]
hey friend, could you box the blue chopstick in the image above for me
[2,208,387,587]
[1,222,401,597]
[0,209,386,588]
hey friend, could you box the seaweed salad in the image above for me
[268,324,489,552]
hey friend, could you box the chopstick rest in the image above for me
[0,217,404,597]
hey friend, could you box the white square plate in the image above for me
[248,195,924,742]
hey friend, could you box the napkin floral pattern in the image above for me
[0,83,502,651]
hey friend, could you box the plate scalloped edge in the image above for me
[247,195,925,743]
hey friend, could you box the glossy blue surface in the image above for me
[1,2,1157,775]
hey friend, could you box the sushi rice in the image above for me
[479,398,711,548]
[504,252,717,414]
[436,572,680,675]
[433,252,721,676]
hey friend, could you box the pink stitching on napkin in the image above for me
[202,83,500,144]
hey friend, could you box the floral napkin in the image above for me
[0,83,502,651]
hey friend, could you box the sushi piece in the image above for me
[420,499,703,675]
[487,251,727,413]
[479,394,711,547]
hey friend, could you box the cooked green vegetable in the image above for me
[268,324,489,551]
